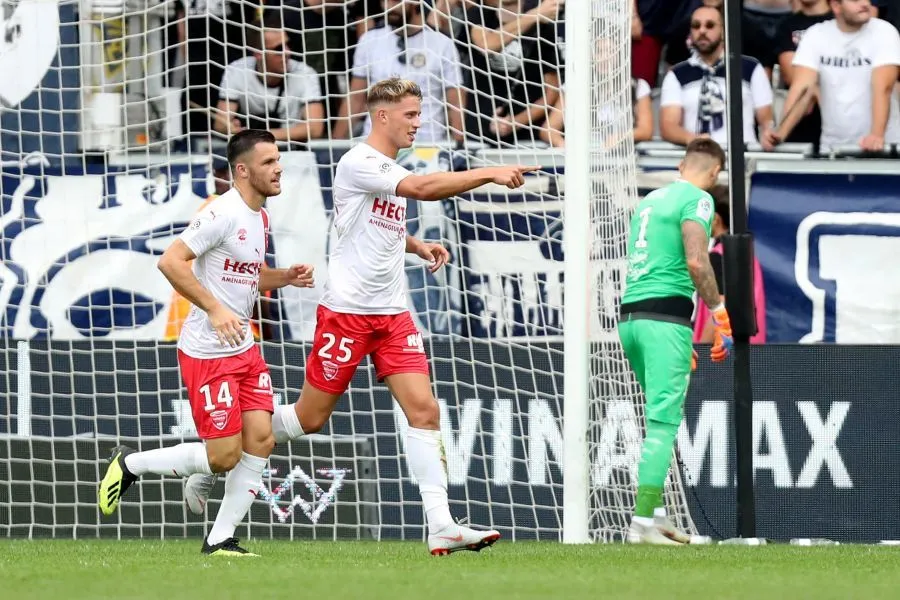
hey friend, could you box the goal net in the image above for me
[0,0,695,542]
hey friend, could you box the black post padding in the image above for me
[724,0,756,539]
[733,342,756,538]
[722,233,758,338]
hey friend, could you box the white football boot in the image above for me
[427,523,501,556]
[626,520,683,545]
[654,514,693,544]
[184,472,219,515]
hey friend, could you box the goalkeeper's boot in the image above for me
[98,445,138,516]
[428,523,501,556]
[201,537,259,558]
[184,473,219,515]
[654,514,693,544]
[626,520,683,545]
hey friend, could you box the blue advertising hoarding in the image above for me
[1,341,897,542]
[749,168,900,344]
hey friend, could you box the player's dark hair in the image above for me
[226,130,276,171]
[709,184,731,227]
[684,137,726,170]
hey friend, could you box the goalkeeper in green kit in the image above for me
[619,138,734,545]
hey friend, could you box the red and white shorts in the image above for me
[177,345,274,440]
[305,306,430,395]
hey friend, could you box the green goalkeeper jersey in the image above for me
[622,180,714,303]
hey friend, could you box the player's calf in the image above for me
[206,440,243,473]
[185,472,219,515]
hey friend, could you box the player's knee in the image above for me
[244,432,275,458]
[207,444,242,473]
[406,398,440,430]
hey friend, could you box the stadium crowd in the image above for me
[170,0,900,155]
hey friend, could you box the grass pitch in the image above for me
[1,540,897,599]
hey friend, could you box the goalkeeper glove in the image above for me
[710,306,733,362]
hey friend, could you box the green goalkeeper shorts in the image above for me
[618,317,693,426]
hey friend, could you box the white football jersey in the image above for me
[177,188,269,358]
[321,142,413,315]
[351,26,463,144]
[793,18,900,150]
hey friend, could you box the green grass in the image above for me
[1,540,898,600]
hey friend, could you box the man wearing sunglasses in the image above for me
[660,5,774,148]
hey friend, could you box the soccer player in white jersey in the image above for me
[98,130,315,557]
[185,78,537,555]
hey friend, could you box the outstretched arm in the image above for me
[397,165,539,201]
[762,66,818,149]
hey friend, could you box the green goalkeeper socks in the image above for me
[635,419,680,517]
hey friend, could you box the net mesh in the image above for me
[584,0,696,541]
[0,0,693,541]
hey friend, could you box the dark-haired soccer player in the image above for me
[98,130,315,557]
[618,137,734,544]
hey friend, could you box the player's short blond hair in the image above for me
[367,78,423,109]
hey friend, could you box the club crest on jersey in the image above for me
[237,228,247,243]
[322,360,339,381]
[410,53,426,68]
[210,410,228,431]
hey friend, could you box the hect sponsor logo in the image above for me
[371,197,406,222]
[223,257,263,275]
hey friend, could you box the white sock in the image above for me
[406,427,453,535]
[272,404,305,444]
[632,516,654,527]
[123,442,212,477]
[206,452,267,545]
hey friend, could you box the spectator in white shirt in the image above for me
[333,0,465,145]
[763,0,900,152]
[214,14,326,145]
[659,5,774,147]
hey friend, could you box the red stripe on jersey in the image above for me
[260,208,270,251]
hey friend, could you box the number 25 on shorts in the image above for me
[318,333,355,363]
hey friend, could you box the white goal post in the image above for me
[0,0,697,543]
